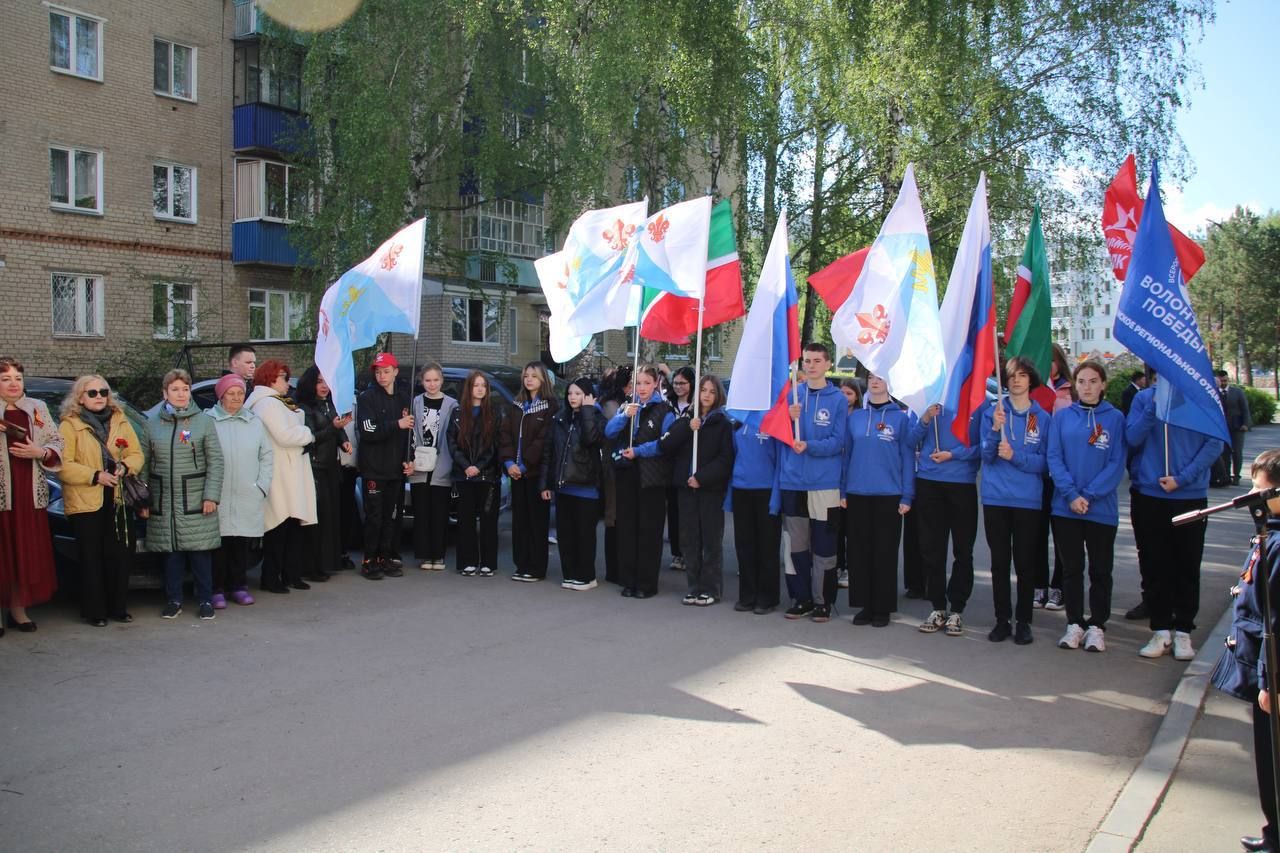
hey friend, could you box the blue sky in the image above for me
[1168,0,1279,232]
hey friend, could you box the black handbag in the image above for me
[120,473,151,509]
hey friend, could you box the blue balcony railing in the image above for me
[232,220,303,266]
[233,103,308,154]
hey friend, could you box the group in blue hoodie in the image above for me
[1126,380,1222,657]
[729,416,783,614]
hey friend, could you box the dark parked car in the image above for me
[23,377,162,590]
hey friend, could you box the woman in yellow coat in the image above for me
[58,375,144,626]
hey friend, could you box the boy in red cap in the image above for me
[356,352,413,578]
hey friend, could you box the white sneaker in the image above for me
[944,612,964,636]
[1058,624,1085,649]
[1045,589,1065,611]
[1083,625,1106,653]
[918,610,947,633]
[1172,631,1196,661]
[838,569,850,589]
[1139,629,1172,658]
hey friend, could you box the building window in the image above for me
[508,307,519,354]
[49,8,101,80]
[1103,303,1111,315]
[153,164,196,222]
[1104,327,1111,339]
[234,159,311,223]
[450,296,499,344]
[153,281,197,339]
[623,166,641,201]
[663,179,686,206]
[706,328,723,360]
[51,273,104,337]
[249,289,309,341]
[154,38,195,100]
[233,43,304,111]
[50,146,102,213]
[459,196,546,259]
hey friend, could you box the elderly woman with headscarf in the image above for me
[207,374,274,608]
[58,374,144,626]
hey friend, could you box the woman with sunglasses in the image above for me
[58,375,144,626]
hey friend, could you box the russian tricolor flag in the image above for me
[939,174,996,445]
[726,213,800,446]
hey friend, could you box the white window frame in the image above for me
[449,294,500,345]
[50,272,104,337]
[248,288,310,342]
[234,158,306,223]
[153,37,196,101]
[152,281,197,340]
[48,6,103,81]
[152,163,197,223]
[508,307,519,355]
[49,145,103,214]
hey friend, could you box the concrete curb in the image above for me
[1086,604,1236,852]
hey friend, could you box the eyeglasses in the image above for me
[84,388,110,398]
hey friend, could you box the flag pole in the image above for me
[992,321,1007,443]
[690,288,707,476]
[1164,423,1170,478]
[791,359,801,444]
[630,324,641,449]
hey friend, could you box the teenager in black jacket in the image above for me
[540,378,605,589]
[660,375,735,606]
[501,362,559,582]
[356,352,412,579]
[447,370,504,576]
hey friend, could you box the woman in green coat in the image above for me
[139,369,224,620]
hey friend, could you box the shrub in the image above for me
[1244,386,1276,426]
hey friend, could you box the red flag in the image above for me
[1103,154,1205,282]
[806,247,870,311]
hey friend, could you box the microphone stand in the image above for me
[1175,486,1280,826]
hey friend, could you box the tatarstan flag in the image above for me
[1004,205,1055,412]
[639,199,744,344]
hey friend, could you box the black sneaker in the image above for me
[733,601,754,612]
[382,564,404,578]
[988,621,1012,642]
[852,609,873,625]
[1124,601,1148,620]
[1014,621,1034,645]
[811,604,832,623]
[361,561,384,580]
[784,601,815,620]
[198,602,215,620]
[386,557,404,570]
[161,601,182,619]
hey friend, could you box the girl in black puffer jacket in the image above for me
[447,370,505,576]
[660,375,735,606]
[540,378,605,589]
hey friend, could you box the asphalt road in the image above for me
[0,430,1271,852]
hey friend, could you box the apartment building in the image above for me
[1049,248,1129,364]
[0,0,742,385]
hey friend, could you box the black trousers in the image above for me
[848,494,902,616]
[666,486,682,559]
[362,475,403,561]
[1227,429,1248,481]
[555,493,600,582]
[261,517,305,589]
[915,478,978,613]
[1053,516,1117,629]
[604,525,619,584]
[984,505,1040,624]
[213,535,254,592]
[411,481,451,561]
[1255,696,1279,845]
[902,508,924,594]
[733,487,781,609]
[70,497,130,621]
[678,488,726,598]
[1130,490,1207,633]
[832,505,847,571]
[1035,477,1063,590]
[511,477,551,578]
[455,480,499,571]
[309,464,341,575]
[339,466,361,551]
[615,468,666,595]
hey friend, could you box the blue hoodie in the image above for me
[604,388,676,457]
[979,398,1050,510]
[777,381,847,492]
[726,417,782,514]
[843,400,917,504]
[910,408,982,485]
[1046,400,1128,526]
[1125,386,1223,501]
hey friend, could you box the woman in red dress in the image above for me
[0,357,64,634]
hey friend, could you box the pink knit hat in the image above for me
[215,373,246,400]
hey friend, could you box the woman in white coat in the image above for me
[247,360,316,593]
[207,374,274,608]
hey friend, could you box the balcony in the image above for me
[465,254,540,290]
[233,0,259,38]
[233,103,308,154]
[232,220,304,267]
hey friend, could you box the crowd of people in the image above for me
[0,343,1257,665]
